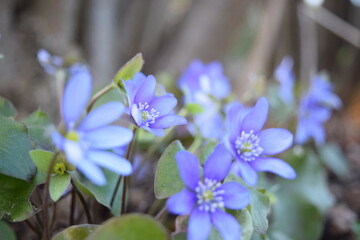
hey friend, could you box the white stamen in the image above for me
[235,130,263,162]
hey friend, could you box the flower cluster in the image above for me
[178,60,230,139]
[167,144,250,240]
[296,74,342,145]
[274,56,295,105]
[52,65,133,185]
[124,72,187,136]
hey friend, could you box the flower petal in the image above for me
[78,102,124,131]
[142,126,165,136]
[62,66,92,129]
[211,209,241,240]
[76,160,106,185]
[166,189,196,215]
[131,104,143,126]
[150,115,187,129]
[87,150,132,176]
[52,131,65,150]
[234,161,258,186]
[250,157,296,179]
[64,140,84,166]
[188,207,211,240]
[218,182,250,209]
[258,128,293,155]
[176,151,200,191]
[204,144,232,181]
[241,97,268,133]
[124,80,138,106]
[149,96,177,117]
[84,126,133,149]
[225,102,245,136]
[134,75,156,104]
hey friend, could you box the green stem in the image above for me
[188,130,202,153]
[71,179,93,223]
[86,83,115,113]
[43,152,59,240]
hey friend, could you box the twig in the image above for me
[155,206,167,221]
[25,219,42,239]
[69,187,76,225]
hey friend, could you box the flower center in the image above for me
[138,102,160,127]
[235,130,263,162]
[195,178,225,212]
[66,131,80,142]
[54,162,67,175]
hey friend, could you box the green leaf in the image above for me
[198,140,218,164]
[236,208,254,240]
[114,53,144,88]
[0,116,36,181]
[0,97,16,118]
[154,140,185,199]
[22,109,54,149]
[0,221,16,240]
[186,103,204,114]
[319,142,349,179]
[248,188,270,234]
[30,150,54,173]
[50,173,71,202]
[0,171,45,222]
[70,169,123,215]
[87,214,168,240]
[52,224,98,240]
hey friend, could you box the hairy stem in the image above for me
[86,83,115,113]
[43,152,59,240]
[71,179,93,223]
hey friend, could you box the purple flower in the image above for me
[37,49,63,75]
[224,97,296,186]
[296,74,341,145]
[178,60,230,139]
[124,72,187,136]
[167,144,250,240]
[52,65,133,185]
[274,56,295,105]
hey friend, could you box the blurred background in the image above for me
[1,0,360,239]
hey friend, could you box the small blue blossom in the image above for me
[124,72,187,136]
[274,56,295,105]
[296,74,342,145]
[167,144,250,240]
[37,49,63,75]
[224,97,296,186]
[178,60,230,139]
[52,65,134,185]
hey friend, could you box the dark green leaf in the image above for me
[50,173,71,202]
[248,188,270,234]
[22,109,54,149]
[0,97,16,118]
[198,140,217,164]
[70,169,123,215]
[319,142,349,179]
[52,224,98,240]
[87,214,168,240]
[114,53,144,89]
[0,116,36,181]
[0,171,45,222]
[154,140,185,199]
[0,220,16,240]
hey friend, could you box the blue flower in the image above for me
[167,144,250,240]
[296,74,341,145]
[124,72,187,136]
[224,97,296,186]
[178,60,230,139]
[52,65,134,185]
[274,56,295,105]
[37,49,63,75]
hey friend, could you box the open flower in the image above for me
[296,74,341,145]
[224,97,296,186]
[124,72,187,136]
[274,56,295,105]
[167,144,250,240]
[178,60,230,139]
[52,65,133,185]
